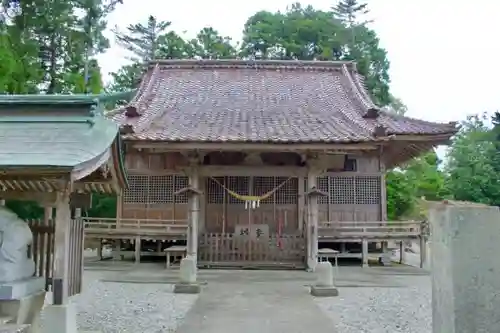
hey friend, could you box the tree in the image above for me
[445,114,500,205]
[188,27,237,59]
[113,15,171,63]
[385,151,448,220]
[109,16,191,91]
[332,0,370,27]
[240,3,391,105]
[386,170,414,220]
[386,95,408,115]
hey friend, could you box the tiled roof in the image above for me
[110,59,457,143]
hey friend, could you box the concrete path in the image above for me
[174,271,336,333]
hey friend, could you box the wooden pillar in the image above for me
[379,148,389,256]
[53,190,71,305]
[399,240,406,264]
[134,236,141,264]
[116,190,123,229]
[420,236,427,268]
[306,167,320,271]
[378,149,387,221]
[297,175,305,231]
[362,238,369,267]
[187,168,201,263]
[199,177,206,234]
[97,239,103,260]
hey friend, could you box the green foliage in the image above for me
[386,170,414,220]
[444,114,500,206]
[386,151,449,220]
[5,200,44,220]
[240,3,390,105]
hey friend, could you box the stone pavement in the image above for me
[174,270,335,333]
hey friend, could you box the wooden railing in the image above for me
[83,217,189,236]
[318,220,426,240]
[27,218,84,296]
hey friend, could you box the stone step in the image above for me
[0,317,13,325]
[0,324,30,333]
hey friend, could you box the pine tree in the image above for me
[331,0,372,54]
[113,15,172,63]
[331,0,370,27]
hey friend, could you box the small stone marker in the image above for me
[173,256,200,294]
[310,261,338,297]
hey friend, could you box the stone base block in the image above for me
[0,278,44,301]
[174,283,201,294]
[38,303,78,333]
[0,324,30,333]
[0,290,45,327]
[310,285,339,297]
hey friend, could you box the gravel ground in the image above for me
[42,271,198,333]
[315,274,431,333]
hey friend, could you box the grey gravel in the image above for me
[315,275,431,333]
[41,271,198,333]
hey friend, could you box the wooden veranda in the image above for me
[0,93,128,303]
[85,59,457,270]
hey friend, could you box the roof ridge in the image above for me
[149,59,357,71]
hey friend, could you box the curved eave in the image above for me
[383,133,455,169]
[110,134,128,190]
[74,135,128,194]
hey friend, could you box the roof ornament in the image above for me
[124,105,139,117]
[119,124,134,134]
[362,108,379,119]
[373,125,387,137]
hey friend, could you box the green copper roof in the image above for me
[0,93,131,173]
[0,91,136,106]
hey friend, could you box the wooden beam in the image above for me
[198,165,307,177]
[0,191,59,205]
[382,134,455,142]
[130,142,379,152]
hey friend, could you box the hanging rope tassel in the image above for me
[277,212,283,248]
[210,177,292,207]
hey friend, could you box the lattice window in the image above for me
[275,177,298,204]
[123,175,149,203]
[207,177,225,204]
[331,176,355,204]
[253,177,275,204]
[355,176,381,204]
[174,175,189,203]
[316,176,329,204]
[149,175,174,203]
[227,176,249,204]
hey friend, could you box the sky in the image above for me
[98,0,500,126]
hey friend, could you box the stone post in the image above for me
[173,256,200,294]
[310,261,339,297]
[430,202,500,333]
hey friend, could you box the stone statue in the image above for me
[0,207,35,283]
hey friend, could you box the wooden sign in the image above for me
[70,193,92,210]
[235,224,269,240]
